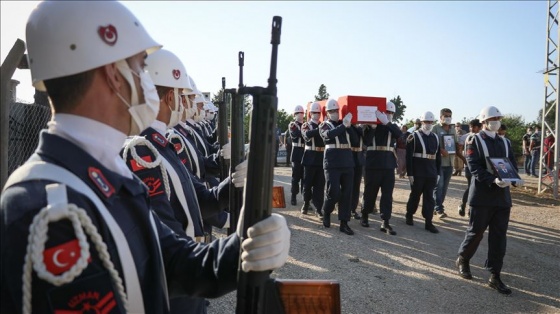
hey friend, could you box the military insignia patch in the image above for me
[44,239,88,275]
[130,156,153,172]
[88,167,115,198]
[152,133,168,147]
[143,176,164,197]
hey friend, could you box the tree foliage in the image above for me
[389,95,406,123]
[314,84,329,101]
[536,100,557,130]
[276,109,292,134]
[501,114,527,157]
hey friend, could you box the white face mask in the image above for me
[166,88,182,128]
[311,113,320,121]
[386,114,394,122]
[486,121,501,132]
[442,117,452,125]
[328,112,339,121]
[185,107,197,119]
[115,60,160,135]
[295,113,304,123]
[422,124,433,134]
[206,112,215,120]
[194,107,206,122]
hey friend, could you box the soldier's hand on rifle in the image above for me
[221,142,231,160]
[232,160,248,188]
[375,110,389,125]
[343,113,352,128]
[239,213,290,272]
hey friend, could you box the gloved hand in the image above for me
[232,159,248,188]
[220,142,231,160]
[494,178,511,188]
[240,213,291,272]
[408,176,414,186]
[375,110,389,125]
[343,113,352,128]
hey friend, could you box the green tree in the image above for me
[314,84,329,101]
[389,95,406,123]
[536,100,557,130]
[501,114,527,157]
[276,109,292,134]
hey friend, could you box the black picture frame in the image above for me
[487,157,521,182]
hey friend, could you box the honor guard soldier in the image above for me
[0,2,290,312]
[360,102,402,235]
[349,123,364,221]
[289,105,306,205]
[405,111,442,233]
[300,102,326,217]
[456,106,518,295]
[319,99,357,235]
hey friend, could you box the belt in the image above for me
[366,146,394,152]
[413,153,436,160]
[351,148,363,152]
[305,146,325,152]
[292,143,305,148]
[325,144,350,149]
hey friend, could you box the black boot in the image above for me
[405,213,414,226]
[488,274,512,295]
[291,194,297,206]
[425,221,439,233]
[339,220,354,235]
[322,213,331,228]
[300,201,309,215]
[380,220,396,235]
[455,256,472,279]
[360,212,369,227]
[458,204,466,217]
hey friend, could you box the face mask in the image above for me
[422,124,433,133]
[386,114,394,121]
[206,112,215,120]
[166,88,182,128]
[185,107,197,119]
[294,113,304,123]
[194,108,206,122]
[115,60,160,135]
[311,113,320,121]
[443,117,452,125]
[486,121,501,132]
[328,113,339,121]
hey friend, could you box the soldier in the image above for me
[319,99,356,235]
[289,105,306,205]
[456,106,518,295]
[432,108,456,219]
[0,2,290,312]
[349,122,364,221]
[300,102,326,217]
[456,119,482,217]
[405,111,441,233]
[361,102,402,235]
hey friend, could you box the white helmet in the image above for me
[184,76,203,97]
[386,101,396,113]
[294,105,305,114]
[145,49,191,90]
[26,1,161,91]
[325,99,339,111]
[310,102,321,113]
[478,106,503,122]
[420,111,436,122]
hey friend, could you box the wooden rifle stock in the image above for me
[226,52,245,235]
[236,16,340,314]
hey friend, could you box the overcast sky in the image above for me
[1,1,547,124]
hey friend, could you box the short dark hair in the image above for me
[43,69,96,112]
[499,124,507,131]
[440,108,452,116]
[469,119,482,128]
[155,85,173,99]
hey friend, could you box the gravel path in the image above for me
[208,167,560,313]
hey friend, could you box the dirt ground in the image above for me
[209,166,560,313]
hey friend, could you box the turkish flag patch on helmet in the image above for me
[172,69,181,80]
[44,239,87,275]
[98,24,118,46]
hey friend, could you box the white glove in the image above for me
[408,176,414,186]
[241,213,291,272]
[220,142,231,160]
[232,159,248,188]
[343,113,352,128]
[494,178,511,188]
[375,110,389,125]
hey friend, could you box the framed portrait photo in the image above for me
[487,157,521,182]
[442,135,456,154]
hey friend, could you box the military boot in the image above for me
[300,201,310,215]
[291,194,297,206]
[360,212,369,227]
[339,220,354,235]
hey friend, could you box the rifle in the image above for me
[236,16,341,314]
[218,77,229,181]
[225,51,245,236]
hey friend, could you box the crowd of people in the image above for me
[287,101,520,295]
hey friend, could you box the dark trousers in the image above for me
[523,153,531,174]
[530,150,540,176]
[322,167,354,221]
[170,296,207,314]
[458,205,511,274]
[364,168,395,221]
[406,176,437,222]
[303,165,325,211]
[351,165,363,212]
[461,172,473,206]
[291,160,304,195]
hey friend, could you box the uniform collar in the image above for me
[150,120,167,136]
